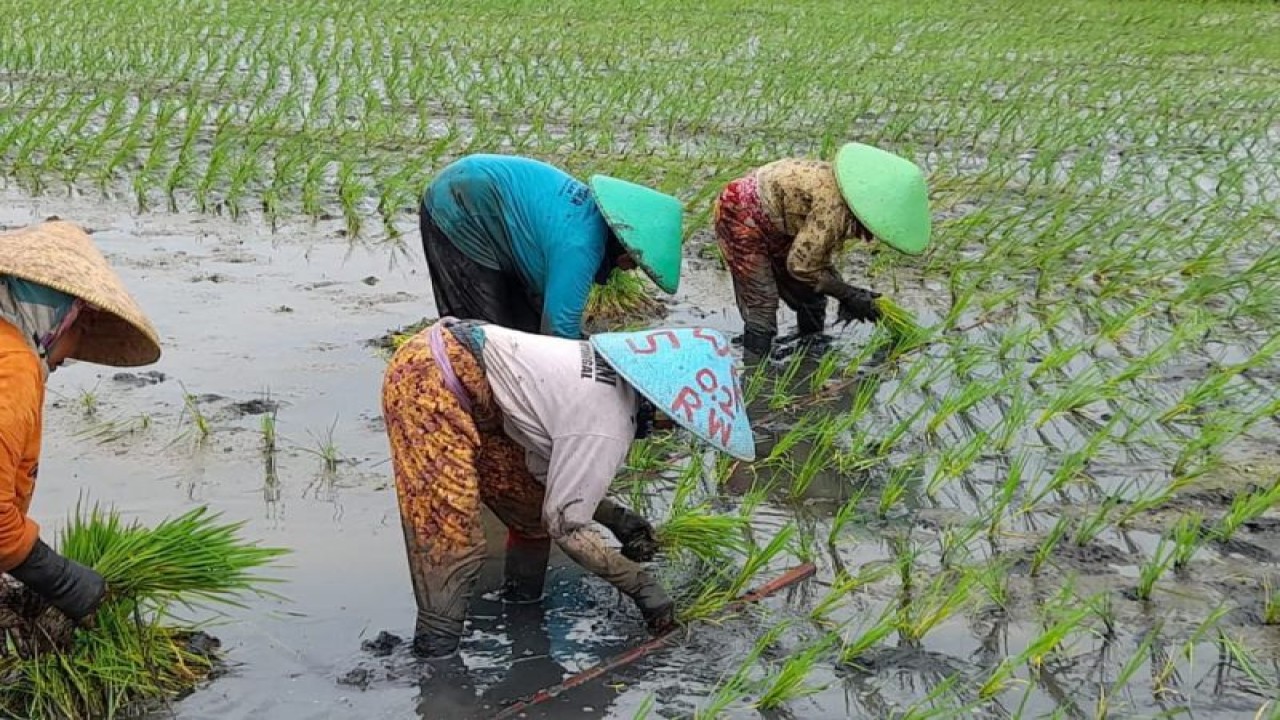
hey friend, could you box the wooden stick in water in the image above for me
[492,562,817,719]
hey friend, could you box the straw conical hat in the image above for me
[0,221,160,366]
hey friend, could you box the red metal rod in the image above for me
[493,562,817,719]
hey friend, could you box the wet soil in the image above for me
[6,186,1280,718]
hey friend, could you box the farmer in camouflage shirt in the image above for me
[713,143,933,359]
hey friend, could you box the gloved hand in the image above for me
[593,499,659,563]
[817,279,881,326]
[629,572,676,636]
[8,538,106,625]
[556,526,677,637]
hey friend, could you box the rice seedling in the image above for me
[895,568,976,645]
[755,631,836,710]
[1029,515,1072,577]
[1096,628,1157,718]
[1213,479,1280,543]
[809,564,891,627]
[303,419,344,473]
[874,296,929,351]
[1072,497,1120,548]
[1263,579,1280,626]
[177,384,212,443]
[1216,630,1272,691]
[979,606,1091,701]
[694,624,780,719]
[0,505,284,718]
[1170,512,1204,573]
[877,458,920,520]
[77,386,99,418]
[261,407,279,450]
[1134,538,1174,602]
[838,605,897,667]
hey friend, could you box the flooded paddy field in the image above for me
[3,0,1280,717]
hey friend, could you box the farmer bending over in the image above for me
[382,321,754,658]
[714,142,932,359]
[420,154,684,339]
[1,222,162,628]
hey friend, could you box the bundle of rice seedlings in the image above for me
[0,505,285,719]
[874,296,929,348]
[656,509,749,565]
[584,270,666,331]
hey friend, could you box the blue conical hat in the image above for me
[590,328,754,460]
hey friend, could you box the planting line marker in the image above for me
[492,562,817,719]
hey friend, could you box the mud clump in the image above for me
[338,667,374,690]
[361,630,404,657]
[228,398,280,417]
[112,370,167,387]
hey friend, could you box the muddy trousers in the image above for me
[383,326,670,657]
[419,205,542,334]
[714,177,827,354]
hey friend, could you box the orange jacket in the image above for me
[0,320,43,572]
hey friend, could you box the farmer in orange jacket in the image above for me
[713,143,932,359]
[0,221,161,625]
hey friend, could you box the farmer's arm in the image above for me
[540,434,674,633]
[0,404,39,573]
[787,188,881,324]
[0,359,105,622]
[785,189,850,291]
[540,236,605,339]
[0,352,41,573]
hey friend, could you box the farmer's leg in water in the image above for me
[475,432,553,603]
[419,204,541,333]
[384,328,500,658]
[773,257,831,352]
[714,182,781,360]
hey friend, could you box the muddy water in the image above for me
[7,187,1280,719]
[3,188,813,719]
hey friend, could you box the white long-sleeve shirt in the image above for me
[478,326,638,538]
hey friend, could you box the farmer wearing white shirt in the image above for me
[381,320,754,658]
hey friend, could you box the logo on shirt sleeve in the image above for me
[579,343,618,386]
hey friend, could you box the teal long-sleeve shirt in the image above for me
[423,154,609,339]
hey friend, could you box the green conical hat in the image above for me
[833,143,932,256]
[589,175,683,293]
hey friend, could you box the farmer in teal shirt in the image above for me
[420,154,684,338]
